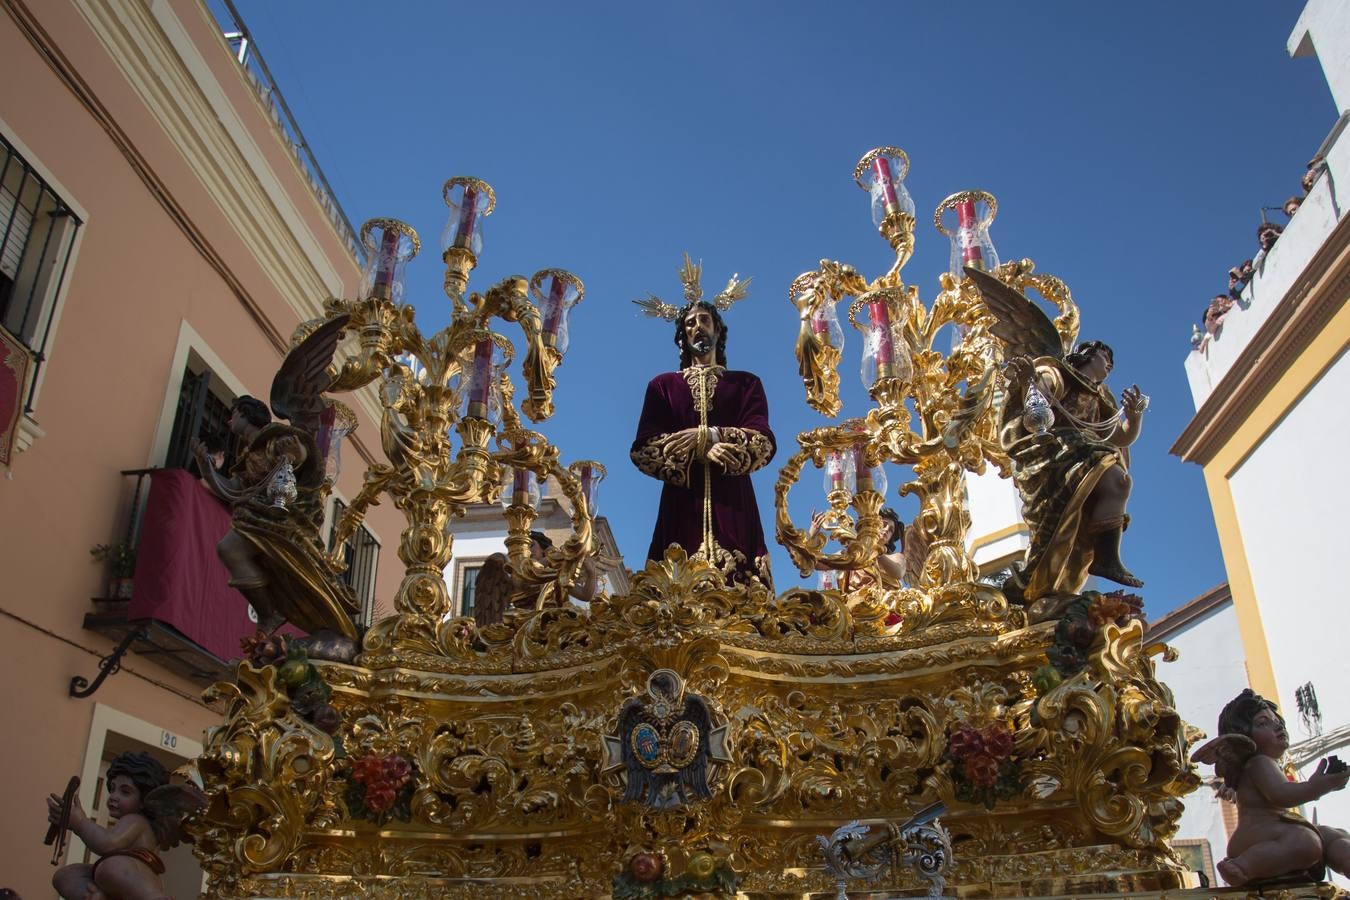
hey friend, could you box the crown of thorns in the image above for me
[632,253,752,322]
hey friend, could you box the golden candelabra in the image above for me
[180,154,1286,900]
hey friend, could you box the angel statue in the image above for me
[47,752,204,900]
[603,669,730,811]
[194,314,361,641]
[1192,689,1350,887]
[964,267,1147,601]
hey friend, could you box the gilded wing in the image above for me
[617,697,650,803]
[471,553,514,627]
[963,267,1063,361]
[1192,733,1258,789]
[141,782,207,850]
[632,295,681,322]
[270,314,351,434]
[678,694,715,799]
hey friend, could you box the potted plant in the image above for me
[90,543,136,599]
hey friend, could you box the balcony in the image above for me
[82,468,266,687]
[1184,111,1350,409]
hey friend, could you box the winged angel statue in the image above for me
[196,315,361,640]
[964,268,1148,600]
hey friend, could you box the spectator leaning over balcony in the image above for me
[1228,259,1254,301]
[1254,222,1283,271]
[1283,195,1303,219]
[1302,155,1327,194]
[1204,295,1234,338]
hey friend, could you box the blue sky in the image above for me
[230,2,1335,617]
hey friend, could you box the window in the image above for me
[329,499,379,626]
[0,131,82,412]
[163,361,235,471]
[460,565,482,618]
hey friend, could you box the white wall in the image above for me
[1154,600,1248,880]
[1290,0,1350,116]
[1228,353,1350,868]
[964,467,1029,568]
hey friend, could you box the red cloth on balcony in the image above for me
[128,468,298,662]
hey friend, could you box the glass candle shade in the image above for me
[359,219,419,302]
[530,269,584,353]
[936,190,999,279]
[806,294,845,352]
[851,442,887,496]
[823,448,857,496]
[441,178,496,257]
[855,148,915,228]
[858,290,912,389]
[501,466,540,509]
[570,460,606,516]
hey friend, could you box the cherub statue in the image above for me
[1192,689,1350,887]
[47,752,203,900]
[195,315,361,640]
[964,267,1147,601]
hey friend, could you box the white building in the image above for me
[1146,585,1246,887]
[1172,0,1350,883]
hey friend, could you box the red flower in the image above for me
[964,754,1000,789]
[947,725,984,760]
[384,756,412,786]
[982,724,1013,760]
[364,785,396,813]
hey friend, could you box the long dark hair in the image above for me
[880,507,904,554]
[674,301,728,369]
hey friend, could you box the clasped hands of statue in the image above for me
[665,426,750,474]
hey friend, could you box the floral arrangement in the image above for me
[346,752,414,824]
[946,721,1018,809]
[1035,590,1143,694]
[240,632,341,736]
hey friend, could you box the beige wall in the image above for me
[0,2,403,894]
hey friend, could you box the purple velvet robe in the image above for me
[631,368,775,585]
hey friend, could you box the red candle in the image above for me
[853,445,873,491]
[511,467,532,506]
[467,338,492,417]
[577,469,594,510]
[811,310,830,338]
[868,296,894,376]
[543,276,567,338]
[957,199,984,270]
[872,156,901,215]
[373,228,400,295]
[453,185,479,250]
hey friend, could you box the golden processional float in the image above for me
[184,150,1244,899]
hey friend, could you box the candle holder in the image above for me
[791,264,862,417]
[935,190,999,279]
[441,177,496,304]
[855,147,917,276]
[314,178,595,650]
[778,148,1078,590]
[359,218,419,303]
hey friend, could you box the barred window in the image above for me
[164,362,235,472]
[0,132,82,412]
[329,499,379,626]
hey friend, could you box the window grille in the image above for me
[328,499,379,626]
[164,366,235,471]
[0,131,83,411]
